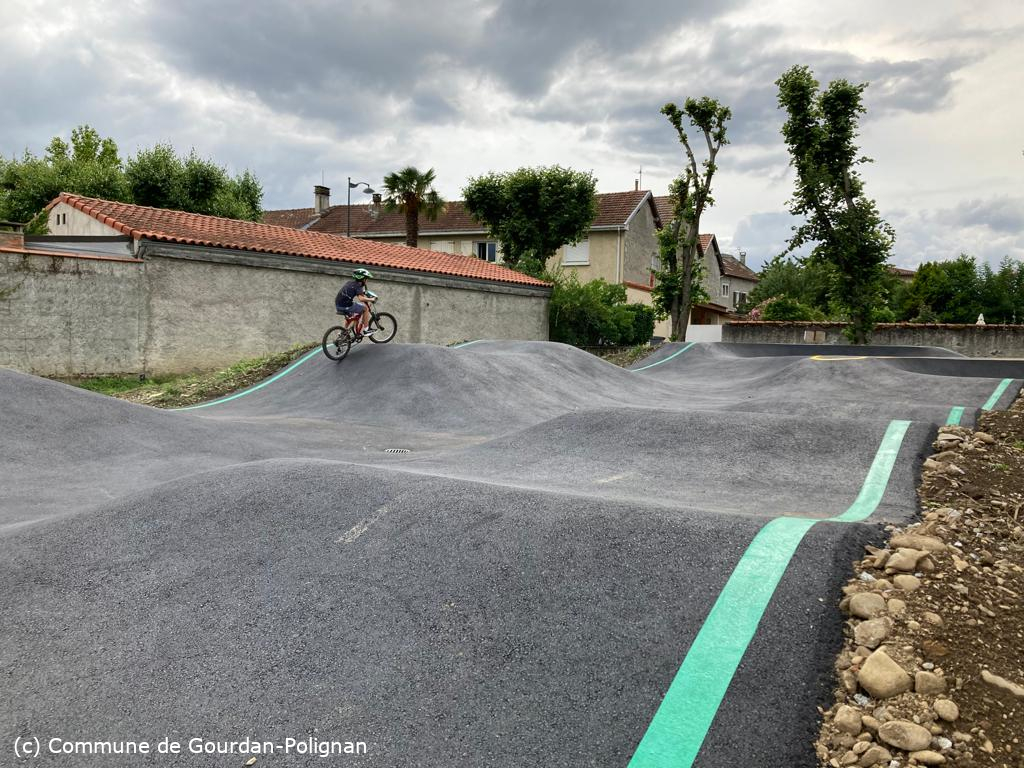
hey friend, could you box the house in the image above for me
[3,194,550,375]
[652,197,759,323]
[265,185,668,334]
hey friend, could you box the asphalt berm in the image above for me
[2,341,1022,767]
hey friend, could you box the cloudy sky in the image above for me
[3,0,1022,269]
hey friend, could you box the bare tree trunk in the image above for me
[675,221,699,342]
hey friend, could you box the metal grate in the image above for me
[384,448,411,454]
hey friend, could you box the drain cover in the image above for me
[384,448,411,454]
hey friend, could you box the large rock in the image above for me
[933,699,959,722]
[849,592,887,619]
[893,574,921,591]
[858,649,912,699]
[885,548,926,573]
[856,745,891,767]
[877,720,932,751]
[834,705,863,735]
[909,750,946,765]
[980,669,1024,698]
[915,670,947,695]
[890,533,946,552]
[854,618,892,649]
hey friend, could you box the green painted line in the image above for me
[945,406,964,426]
[982,378,1013,411]
[631,343,695,372]
[628,419,911,768]
[172,347,323,411]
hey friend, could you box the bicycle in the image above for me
[322,292,398,361]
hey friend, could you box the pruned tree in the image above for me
[655,98,731,340]
[381,166,445,247]
[776,65,895,343]
[462,165,596,277]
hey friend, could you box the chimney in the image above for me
[738,249,747,265]
[314,185,331,215]
[634,179,639,192]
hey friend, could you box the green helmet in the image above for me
[352,268,373,280]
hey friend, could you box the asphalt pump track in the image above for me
[2,341,1022,767]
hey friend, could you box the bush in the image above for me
[761,295,815,321]
[621,303,656,345]
[548,272,654,346]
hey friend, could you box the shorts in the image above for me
[337,301,365,317]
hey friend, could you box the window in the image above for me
[732,291,748,308]
[721,282,729,297]
[475,241,498,262]
[562,238,589,266]
[430,240,455,254]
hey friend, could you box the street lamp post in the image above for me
[347,177,375,237]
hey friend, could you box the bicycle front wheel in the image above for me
[322,326,352,361]
[369,312,398,344]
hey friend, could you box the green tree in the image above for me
[655,97,731,340]
[651,218,709,326]
[126,145,263,221]
[746,255,832,313]
[899,255,980,323]
[1,125,263,230]
[463,165,597,277]
[381,166,445,247]
[0,125,129,231]
[776,65,895,343]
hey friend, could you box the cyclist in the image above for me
[335,268,376,336]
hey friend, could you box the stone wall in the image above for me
[0,251,146,375]
[723,321,1024,358]
[0,242,550,376]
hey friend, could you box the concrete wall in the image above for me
[685,324,724,343]
[0,251,145,375]
[723,321,1024,358]
[0,242,550,376]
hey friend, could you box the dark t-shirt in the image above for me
[335,280,364,308]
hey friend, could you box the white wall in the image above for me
[685,324,723,343]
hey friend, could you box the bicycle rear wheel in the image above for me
[322,326,352,361]
[369,312,398,343]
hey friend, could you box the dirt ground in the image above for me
[817,391,1024,767]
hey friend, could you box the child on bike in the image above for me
[335,268,375,335]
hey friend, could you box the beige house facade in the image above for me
[267,187,671,336]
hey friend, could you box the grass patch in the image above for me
[58,343,318,409]
[591,344,660,368]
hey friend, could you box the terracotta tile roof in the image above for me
[48,194,549,288]
[303,191,660,237]
[309,200,483,237]
[590,190,660,228]
[261,207,316,228]
[721,254,759,281]
[653,197,717,252]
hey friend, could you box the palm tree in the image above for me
[381,166,446,247]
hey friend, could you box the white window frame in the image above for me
[562,238,590,266]
[721,282,729,297]
[474,240,498,262]
[732,291,748,307]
